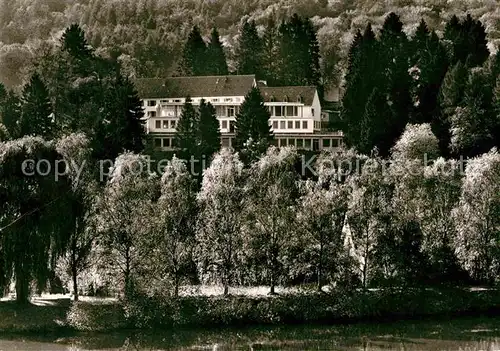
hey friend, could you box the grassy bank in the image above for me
[1,288,500,333]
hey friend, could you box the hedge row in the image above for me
[65,288,500,331]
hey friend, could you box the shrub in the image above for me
[66,301,128,331]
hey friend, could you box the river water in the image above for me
[1,316,500,350]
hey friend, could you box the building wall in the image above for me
[140,87,344,152]
[142,93,322,136]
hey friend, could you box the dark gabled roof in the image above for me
[259,86,317,105]
[134,75,256,99]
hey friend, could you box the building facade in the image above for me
[134,75,343,151]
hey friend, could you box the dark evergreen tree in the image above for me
[342,23,381,150]
[411,31,449,126]
[359,87,387,155]
[94,75,145,161]
[450,68,496,157]
[346,29,362,75]
[207,27,228,76]
[0,90,21,139]
[38,25,145,168]
[278,15,301,85]
[411,19,430,64]
[236,21,263,76]
[303,17,321,87]
[234,87,273,158]
[444,14,489,67]
[179,26,207,76]
[19,72,54,139]
[0,82,6,103]
[60,24,93,59]
[198,99,221,159]
[174,97,199,156]
[378,12,412,156]
[443,15,461,43]
[438,61,468,155]
[277,14,320,86]
[261,16,280,85]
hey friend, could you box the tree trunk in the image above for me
[72,264,78,302]
[15,262,30,304]
[269,254,277,295]
[124,246,132,298]
[71,229,79,301]
[174,274,179,297]
[317,240,323,292]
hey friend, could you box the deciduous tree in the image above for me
[196,149,245,295]
[453,149,500,284]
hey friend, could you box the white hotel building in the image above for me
[134,75,343,151]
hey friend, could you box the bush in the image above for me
[66,301,128,331]
[63,288,500,331]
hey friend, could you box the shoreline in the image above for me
[1,288,500,335]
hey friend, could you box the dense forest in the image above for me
[1,0,500,90]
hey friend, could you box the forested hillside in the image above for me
[1,0,499,89]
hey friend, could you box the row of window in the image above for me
[269,106,299,117]
[146,97,241,107]
[154,137,341,150]
[274,138,341,148]
[272,120,308,130]
[155,120,177,129]
[154,137,177,148]
[153,119,313,131]
[148,106,239,118]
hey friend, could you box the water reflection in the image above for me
[1,316,500,350]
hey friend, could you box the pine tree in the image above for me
[198,99,221,159]
[175,97,199,156]
[342,23,381,150]
[236,21,263,76]
[439,61,468,114]
[61,24,93,59]
[444,14,489,67]
[378,12,412,156]
[277,16,298,85]
[464,15,489,67]
[0,82,6,103]
[234,87,273,157]
[303,18,321,87]
[0,90,21,139]
[411,31,449,125]
[346,29,362,76]
[207,27,228,75]
[19,72,54,139]
[411,19,430,64]
[438,61,468,156]
[261,16,280,85]
[359,87,387,155]
[94,75,145,161]
[179,26,207,76]
[277,14,320,86]
[450,68,495,157]
[444,15,461,43]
